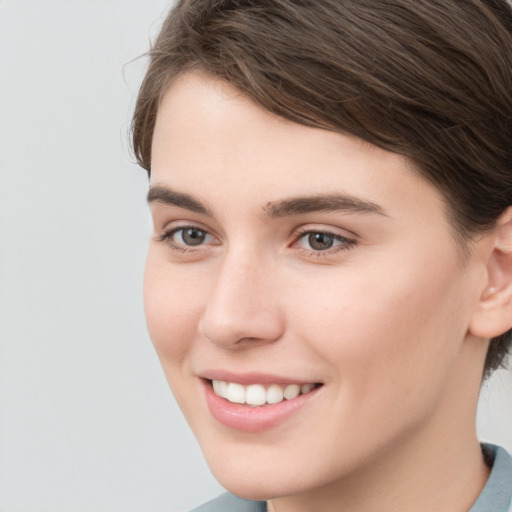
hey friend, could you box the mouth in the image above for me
[210,379,321,407]
[199,370,324,431]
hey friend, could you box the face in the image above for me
[145,73,487,501]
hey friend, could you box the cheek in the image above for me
[143,255,204,370]
[287,252,470,408]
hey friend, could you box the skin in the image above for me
[145,72,509,512]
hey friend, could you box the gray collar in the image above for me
[470,444,512,512]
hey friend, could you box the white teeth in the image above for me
[211,380,317,406]
[283,384,300,400]
[212,380,222,395]
[226,382,246,404]
[213,379,228,398]
[245,384,267,406]
[266,384,284,404]
[218,380,228,397]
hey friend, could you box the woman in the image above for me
[132,1,512,510]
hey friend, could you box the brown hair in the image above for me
[132,0,512,376]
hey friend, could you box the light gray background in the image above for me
[0,1,510,512]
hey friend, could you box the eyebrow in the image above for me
[264,193,387,218]
[147,184,387,219]
[147,185,213,216]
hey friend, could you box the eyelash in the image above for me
[158,225,214,253]
[158,225,356,256]
[293,228,356,256]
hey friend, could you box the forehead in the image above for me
[151,72,446,230]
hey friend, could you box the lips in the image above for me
[201,374,323,432]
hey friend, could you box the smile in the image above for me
[211,380,318,407]
[202,376,324,431]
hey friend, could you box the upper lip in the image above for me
[198,369,321,386]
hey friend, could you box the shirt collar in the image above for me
[469,444,512,512]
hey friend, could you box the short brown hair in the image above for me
[132,0,512,376]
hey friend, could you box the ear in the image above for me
[469,207,512,339]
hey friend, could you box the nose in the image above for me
[198,253,285,349]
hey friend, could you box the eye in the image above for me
[295,230,355,253]
[159,225,216,250]
[302,232,336,251]
[176,227,209,246]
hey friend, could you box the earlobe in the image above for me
[470,208,512,339]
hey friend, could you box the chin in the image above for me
[200,443,334,502]
[211,468,296,502]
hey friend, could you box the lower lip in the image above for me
[203,380,321,432]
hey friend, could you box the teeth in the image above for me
[283,384,300,400]
[245,384,267,406]
[301,383,315,394]
[226,382,245,404]
[266,384,284,404]
[212,380,317,406]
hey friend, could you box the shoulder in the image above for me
[189,492,266,512]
